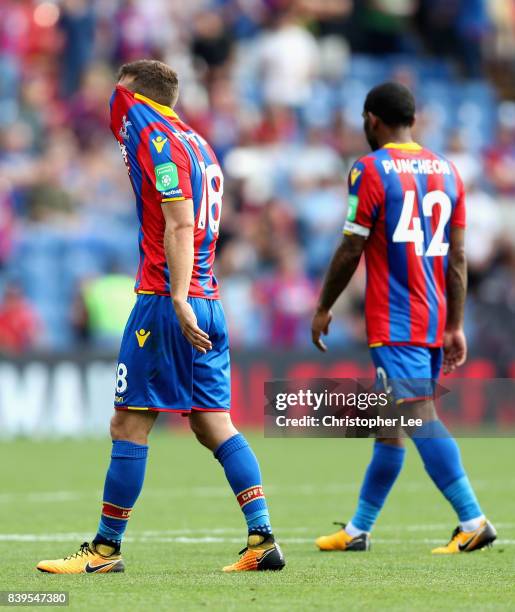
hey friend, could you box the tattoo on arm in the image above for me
[318,234,366,311]
[445,227,467,329]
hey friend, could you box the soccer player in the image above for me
[37,60,285,574]
[311,82,497,554]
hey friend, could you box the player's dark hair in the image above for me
[364,82,416,127]
[117,60,179,107]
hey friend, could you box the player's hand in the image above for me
[173,299,212,354]
[443,327,467,374]
[311,307,333,352]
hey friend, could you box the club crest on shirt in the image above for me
[119,115,132,141]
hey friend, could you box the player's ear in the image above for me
[367,112,380,129]
[170,87,179,108]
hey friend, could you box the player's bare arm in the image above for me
[443,226,467,374]
[161,200,212,354]
[312,233,366,352]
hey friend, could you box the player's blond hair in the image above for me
[117,60,179,108]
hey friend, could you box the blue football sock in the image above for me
[350,441,406,533]
[214,434,271,536]
[94,440,148,546]
[412,420,483,522]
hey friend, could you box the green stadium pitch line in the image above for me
[1,532,514,545]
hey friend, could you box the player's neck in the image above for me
[377,128,414,148]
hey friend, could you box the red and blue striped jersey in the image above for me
[344,142,466,347]
[110,85,223,299]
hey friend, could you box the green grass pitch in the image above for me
[0,433,514,610]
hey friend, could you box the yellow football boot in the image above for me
[316,523,370,551]
[223,534,285,572]
[37,542,124,574]
[432,520,497,554]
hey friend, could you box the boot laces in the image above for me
[64,542,92,560]
[448,526,462,544]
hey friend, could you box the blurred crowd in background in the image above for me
[0,0,514,366]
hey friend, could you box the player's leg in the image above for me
[190,411,272,536]
[350,436,406,537]
[404,398,483,526]
[37,295,171,573]
[92,409,157,553]
[402,385,496,553]
[189,411,284,571]
[93,297,167,553]
[36,410,157,574]
[189,298,284,572]
[316,435,405,551]
[316,346,407,552]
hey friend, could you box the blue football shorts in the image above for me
[370,344,443,404]
[114,295,231,413]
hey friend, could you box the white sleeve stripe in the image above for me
[343,221,370,237]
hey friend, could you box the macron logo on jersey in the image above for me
[382,158,451,176]
[152,135,168,153]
